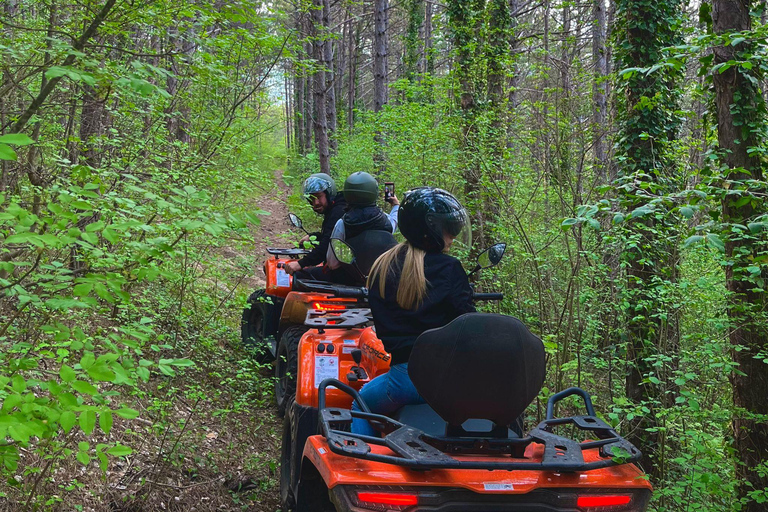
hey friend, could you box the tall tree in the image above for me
[311,0,331,174]
[613,0,683,478]
[373,0,389,174]
[322,0,337,154]
[592,0,608,183]
[712,1,768,508]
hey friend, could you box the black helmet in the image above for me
[302,173,337,199]
[342,172,378,206]
[398,187,471,252]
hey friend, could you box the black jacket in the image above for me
[343,206,397,277]
[298,193,347,268]
[368,252,476,365]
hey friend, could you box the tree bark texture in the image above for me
[311,0,330,174]
[712,2,768,509]
[592,0,608,183]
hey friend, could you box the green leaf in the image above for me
[73,283,93,297]
[0,144,17,161]
[114,408,140,419]
[59,365,76,383]
[79,410,97,435]
[160,358,195,367]
[0,134,34,146]
[99,411,113,435]
[76,450,91,466]
[683,235,704,248]
[11,375,26,393]
[107,444,132,457]
[97,451,109,471]
[680,207,694,219]
[87,364,116,382]
[706,233,725,252]
[45,66,68,79]
[59,411,76,433]
[72,380,98,396]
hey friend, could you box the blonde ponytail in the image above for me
[367,242,428,310]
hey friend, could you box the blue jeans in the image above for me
[351,363,426,436]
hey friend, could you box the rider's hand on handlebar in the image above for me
[285,261,302,275]
[299,234,310,244]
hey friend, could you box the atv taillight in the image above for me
[312,302,347,311]
[356,492,418,506]
[578,495,632,507]
[576,493,646,511]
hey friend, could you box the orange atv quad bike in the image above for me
[240,214,366,414]
[279,242,652,512]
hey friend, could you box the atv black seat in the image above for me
[408,313,545,435]
[266,247,310,256]
[292,279,368,299]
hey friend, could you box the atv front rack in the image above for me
[317,379,642,472]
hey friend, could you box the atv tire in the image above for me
[275,325,307,416]
[279,409,296,511]
[241,289,272,364]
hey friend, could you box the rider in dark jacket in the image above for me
[284,173,347,277]
[325,172,399,284]
[351,187,475,436]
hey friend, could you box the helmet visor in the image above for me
[425,208,471,253]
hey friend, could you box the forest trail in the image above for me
[240,168,295,292]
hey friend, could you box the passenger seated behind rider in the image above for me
[323,172,399,285]
[351,187,475,436]
[284,173,346,278]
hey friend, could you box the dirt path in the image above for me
[241,168,294,292]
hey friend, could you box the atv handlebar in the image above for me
[473,292,503,301]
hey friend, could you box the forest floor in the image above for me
[23,169,294,512]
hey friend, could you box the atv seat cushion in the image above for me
[408,313,545,428]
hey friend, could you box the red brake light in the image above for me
[578,495,632,508]
[357,492,418,506]
[312,302,347,311]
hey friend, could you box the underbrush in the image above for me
[0,140,286,510]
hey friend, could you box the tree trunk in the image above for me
[592,0,608,183]
[424,0,434,76]
[311,0,330,174]
[712,2,768,509]
[373,0,389,174]
[323,0,337,154]
[614,0,683,480]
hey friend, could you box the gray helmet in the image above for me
[342,172,379,206]
[302,173,337,199]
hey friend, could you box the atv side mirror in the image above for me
[478,243,506,268]
[469,243,507,276]
[288,213,303,229]
[330,238,355,265]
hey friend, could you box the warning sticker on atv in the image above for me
[483,483,514,491]
[314,355,339,387]
[276,268,291,288]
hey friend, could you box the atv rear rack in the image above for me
[317,379,642,472]
[304,308,373,330]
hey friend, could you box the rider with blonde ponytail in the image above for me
[352,187,476,436]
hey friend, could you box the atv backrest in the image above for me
[408,313,545,429]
